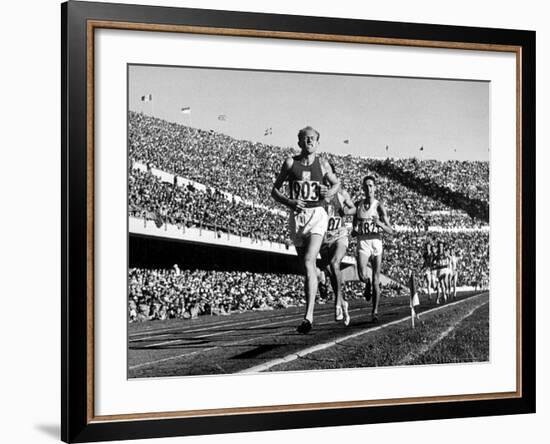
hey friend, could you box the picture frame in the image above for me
[61,1,536,442]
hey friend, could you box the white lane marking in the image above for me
[397,299,489,365]
[239,292,488,373]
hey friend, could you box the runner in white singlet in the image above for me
[319,168,355,326]
[448,247,459,300]
[433,241,451,304]
[353,175,394,323]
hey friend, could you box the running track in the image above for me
[128,292,483,378]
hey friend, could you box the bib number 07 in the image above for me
[327,217,342,232]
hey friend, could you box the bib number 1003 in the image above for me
[291,180,320,202]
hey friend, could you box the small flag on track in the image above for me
[218,114,226,121]
[140,94,152,102]
[343,139,349,144]
[181,107,191,114]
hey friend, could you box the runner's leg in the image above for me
[303,234,324,323]
[328,239,347,309]
[371,252,382,317]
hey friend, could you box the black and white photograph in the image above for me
[127,65,490,378]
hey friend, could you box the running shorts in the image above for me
[356,238,383,261]
[289,206,329,248]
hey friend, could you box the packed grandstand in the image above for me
[128,112,489,322]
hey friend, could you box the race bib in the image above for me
[291,180,321,202]
[357,219,379,235]
[327,216,342,232]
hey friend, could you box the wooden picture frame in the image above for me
[62,1,535,442]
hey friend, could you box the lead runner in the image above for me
[271,126,340,334]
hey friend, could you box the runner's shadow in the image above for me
[231,344,281,359]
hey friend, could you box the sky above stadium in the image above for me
[129,65,489,161]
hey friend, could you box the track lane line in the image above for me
[239,292,488,373]
[130,294,485,372]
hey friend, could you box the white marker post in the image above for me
[409,272,420,328]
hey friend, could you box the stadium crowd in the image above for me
[129,112,488,229]
[395,158,489,203]
[128,267,303,322]
[129,169,288,243]
[368,158,489,221]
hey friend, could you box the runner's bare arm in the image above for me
[375,201,394,235]
[341,190,356,215]
[320,158,340,198]
[271,157,305,211]
[351,200,361,236]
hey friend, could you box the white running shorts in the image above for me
[289,206,328,248]
[356,238,383,261]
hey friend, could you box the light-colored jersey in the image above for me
[323,192,348,244]
[355,198,382,240]
[449,255,458,276]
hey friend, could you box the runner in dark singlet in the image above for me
[272,126,339,334]
[421,242,435,301]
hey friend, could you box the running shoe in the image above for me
[296,319,313,334]
[342,300,351,326]
[335,305,344,322]
[371,313,379,324]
